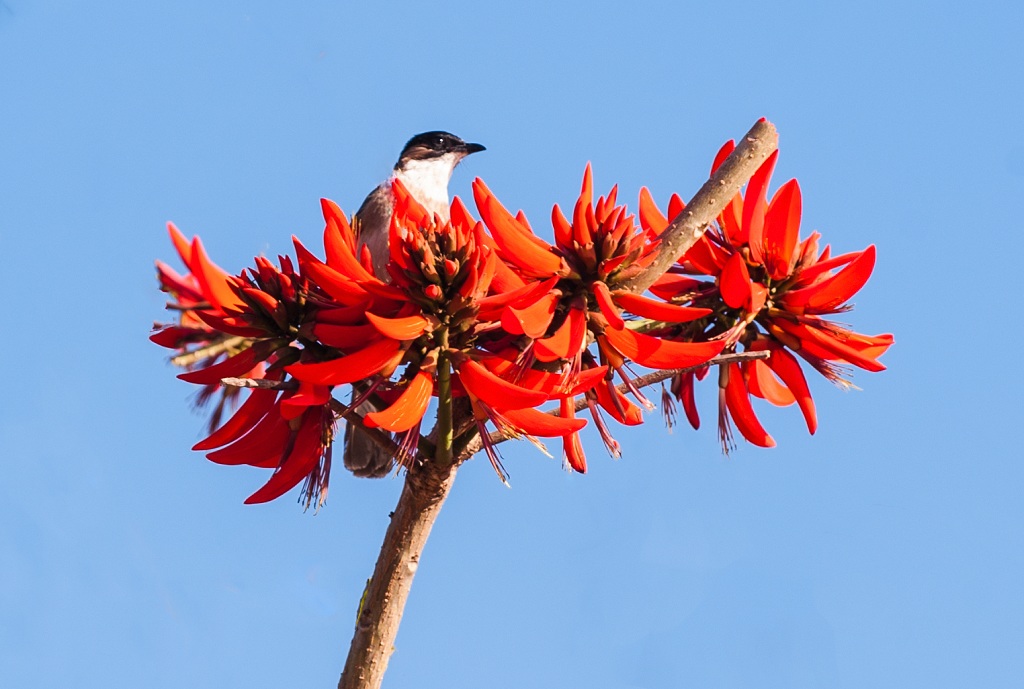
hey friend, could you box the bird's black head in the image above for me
[396,131,486,168]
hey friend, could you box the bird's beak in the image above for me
[461,142,486,156]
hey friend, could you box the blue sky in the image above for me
[1,1,1021,687]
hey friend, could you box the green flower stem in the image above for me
[435,328,454,467]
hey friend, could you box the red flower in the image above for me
[647,143,893,451]
[473,166,726,469]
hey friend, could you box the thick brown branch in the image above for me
[338,459,457,689]
[620,119,778,295]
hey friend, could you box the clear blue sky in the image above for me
[2,1,1021,687]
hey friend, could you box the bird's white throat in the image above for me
[393,152,462,221]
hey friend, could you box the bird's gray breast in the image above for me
[355,183,394,281]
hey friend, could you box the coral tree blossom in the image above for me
[153,141,890,507]
[637,142,893,451]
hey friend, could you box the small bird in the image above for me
[344,131,486,478]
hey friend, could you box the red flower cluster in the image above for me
[153,143,891,506]
[638,142,893,451]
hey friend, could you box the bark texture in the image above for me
[338,459,457,689]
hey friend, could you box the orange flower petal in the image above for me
[745,358,795,406]
[682,235,729,275]
[502,407,587,437]
[710,140,735,174]
[177,348,260,384]
[773,318,887,372]
[561,398,587,473]
[193,311,266,337]
[678,370,700,430]
[365,370,433,432]
[764,345,817,434]
[286,338,401,386]
[603,327,726,370]
[293,237,368,305]
[762,179,802,280]
[167,222,193,266]
[280,381,332,420]
[244,408,324,504]
[503,289,560,339]
[458,357,550,410]
[594,380,643,426]
[637,187,669,235]
[742,149,778,258]
[366,312,430,341]
[205,403,290,466]
[612,291,711,323]
[648,274,706,302]
[473,179,565,277]
[193,374,279,451]
[188,236,247,313]
[719,252,753,310]
[312,323,379,350]
[781,245,876,312]
[592,281,624,329]
[724,363,775,447]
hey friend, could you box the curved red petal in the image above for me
[458,358,550,410]
[502,407,587,437]
[592,281,624,330]
[594,380,643,426]
[534,311,575,362]
[762,179,802,280]
[648,274,707,302]
[742,149,778,259]
[167,222,193,266]
[279,381,332,421]
[710,140,735,174]
[764,346,817,434]
[188,236,246,313]
[177,348,260,384]
[244,409,325,504]
[503,289,560,339]
[312,323,379,350]
[365,370,433,432]
[719,252,753,310]
[603,327,725,370]
[678,371,700,430]
[193,383,280,450]
[366,312,429,341]
[745,358,795,406]
[286,338,401,385]
[782,245,876,312]
[773,319,887,372]
[205,403,290,466]
[294,238,368,305]
[724,363,775,447]
[612,291,711,323]
[473,179,564,277]
[637,187,669,235]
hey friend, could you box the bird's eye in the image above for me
[435,137,445,148]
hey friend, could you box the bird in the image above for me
[343,131,486,478]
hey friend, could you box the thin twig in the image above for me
[170,335,250,367]
[620,119,779,295]
[219,377,298,390]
